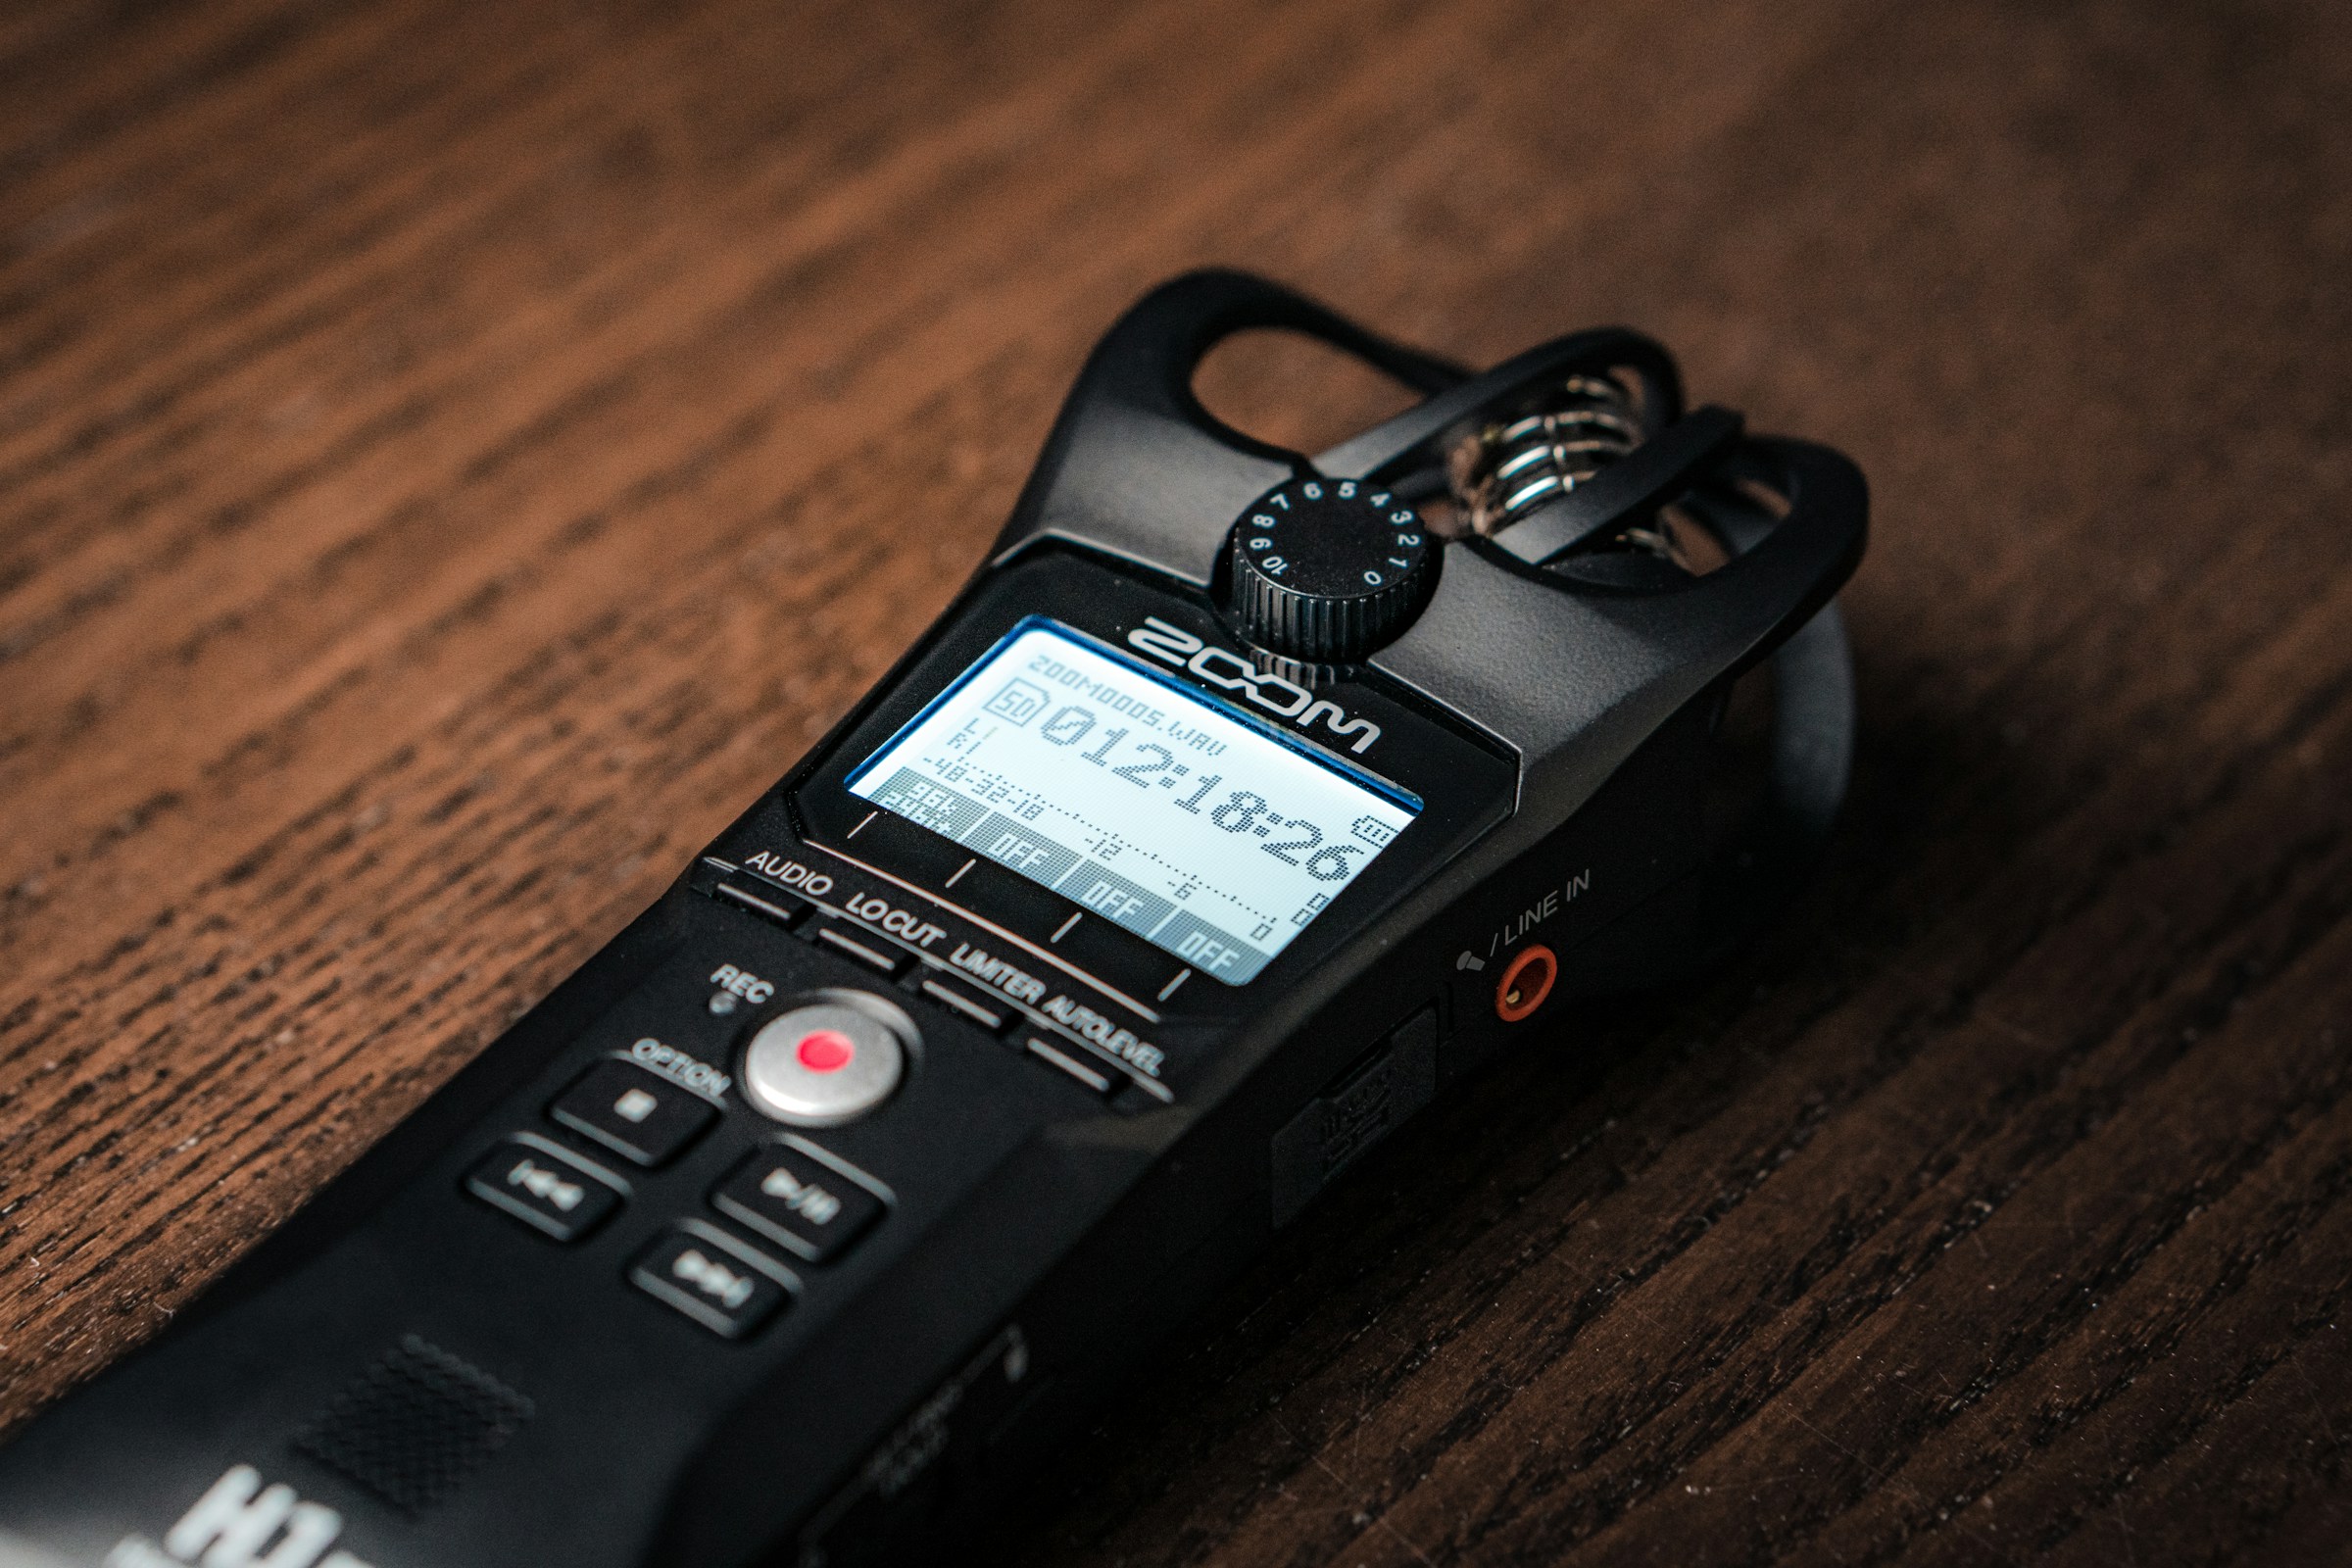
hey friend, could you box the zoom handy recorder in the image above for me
[0,273,1867,1568]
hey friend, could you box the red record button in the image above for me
[796,1029,855,1072]
[742,997,909,1126]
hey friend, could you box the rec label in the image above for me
[710,963,774,1004]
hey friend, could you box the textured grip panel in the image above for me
[292,1335,534,1514]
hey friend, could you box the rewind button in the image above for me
[465,1138,623,1243]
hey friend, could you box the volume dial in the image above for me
[1224,477,1433,662]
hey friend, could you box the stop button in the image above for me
[742,994,911,1126]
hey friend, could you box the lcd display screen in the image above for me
[846,618,1419,985]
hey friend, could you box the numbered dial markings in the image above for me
[1225,477,1432,662]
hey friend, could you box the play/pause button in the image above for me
[710,1141,887,1263]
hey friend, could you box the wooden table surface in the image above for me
[5,1,2350,1562]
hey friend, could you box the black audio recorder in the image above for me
[0,271,1865,1568]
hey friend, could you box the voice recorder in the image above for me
[0,271,1866,1568]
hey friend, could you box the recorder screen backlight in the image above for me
[846,618,1418,985]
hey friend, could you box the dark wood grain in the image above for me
[4,0,2350,1562]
